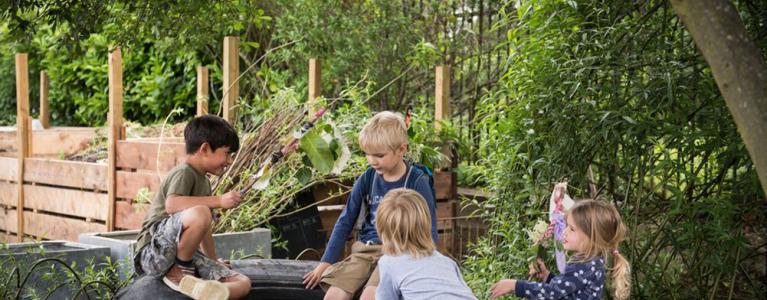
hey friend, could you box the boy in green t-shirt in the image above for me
[134,115,250,300]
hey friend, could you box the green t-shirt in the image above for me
[135,163,211,251]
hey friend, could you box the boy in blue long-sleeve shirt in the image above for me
[303,111,438,300]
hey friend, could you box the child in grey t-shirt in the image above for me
[374,188,477,300]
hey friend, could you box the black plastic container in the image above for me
[269,190,325,259]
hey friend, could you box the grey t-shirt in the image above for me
[376,251,477,300]
[135,163,211,251]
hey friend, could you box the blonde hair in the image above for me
[568,200,631,300]
[358,111,408,153]
[375,188,436,258]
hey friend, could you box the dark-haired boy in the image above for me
[134,115,250,300]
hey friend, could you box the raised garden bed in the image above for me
[79,228,271,277]
[0,240,111,299]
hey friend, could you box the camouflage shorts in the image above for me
[134,213,239,281]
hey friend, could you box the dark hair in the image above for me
[184,115,239,154]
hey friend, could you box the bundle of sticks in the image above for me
[212,95,332,231]
[213,97,310,196]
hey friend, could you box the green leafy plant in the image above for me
[0,243,130,299]
[462,1,766,299]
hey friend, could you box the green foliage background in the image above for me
[462,0,766,299]
[1,0,483,127]
[1,0,766,298]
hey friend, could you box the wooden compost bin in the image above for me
[3,43,467,259]
[1,40,239,243]
[0,138,186,241]
[0,126,97,158]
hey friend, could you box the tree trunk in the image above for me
[670,0,767,194]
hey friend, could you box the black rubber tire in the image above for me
[114,259,325,300]
[233,259,325,300]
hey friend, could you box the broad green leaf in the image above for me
[300,130,335,174]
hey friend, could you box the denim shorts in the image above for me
[133,212,239,280]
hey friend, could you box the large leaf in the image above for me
[300,130,335,174]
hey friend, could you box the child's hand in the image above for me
[303,262,331,289]
[217,258,232,269]
[489,279,516,299]
[528,258,550,281]
[219,191,241,209]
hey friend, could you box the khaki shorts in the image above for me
[320,241,382,294]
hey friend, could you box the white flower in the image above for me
[526,220,549,243]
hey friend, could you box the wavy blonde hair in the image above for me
[358,111,408,153]
[375,188,436,258]
[568,200,631,300]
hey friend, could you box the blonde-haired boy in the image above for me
[304,111,438,300]
[375,189,476,300]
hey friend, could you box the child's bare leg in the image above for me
[177,205,213,260]
[221,274,250,299]
[359,286,376,300]
[323,286,353,300]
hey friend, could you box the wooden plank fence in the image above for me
[0,37,242,243]
[0,127,96,158]
[1,36,468,259]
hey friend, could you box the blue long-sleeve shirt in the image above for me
[320,164,438,263]
[515,257,606,300]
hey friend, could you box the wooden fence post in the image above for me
[434,65,458,255]
[435,66,452,168]
[435,66,450,130]
[107,48,123,232]
[309,58,321,105]
[15,53,30,242]
[197,66,209,116]
[40,71,49,129]
[222,36,239,123]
